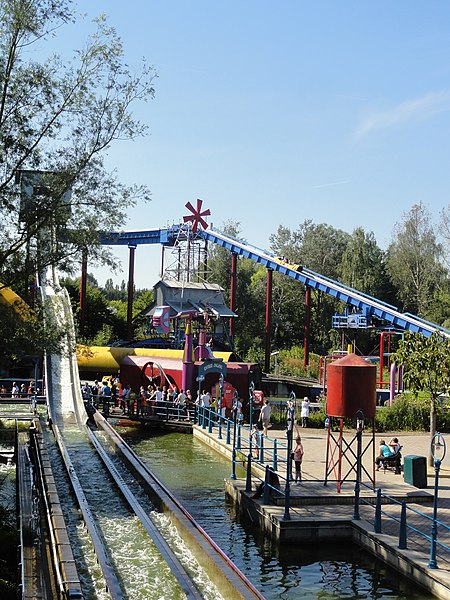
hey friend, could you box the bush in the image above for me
[373,393,450,433]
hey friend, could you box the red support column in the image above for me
[264,268,273,373]
[127,245,137,341]
[303,286,311,369]
[229,252,237,339]
[79,247,88,338]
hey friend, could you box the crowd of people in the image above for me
[80,375,248,424]
[0,380,41,398]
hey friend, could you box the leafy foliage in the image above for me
[0,0,157,294]
[386,203,446,316]
[392,331,450,460]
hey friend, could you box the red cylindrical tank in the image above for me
[326,353,376,418]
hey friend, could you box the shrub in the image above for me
[373,393,450,432]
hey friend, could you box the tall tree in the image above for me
[339,227,387,298]
[392,332,450,465]
[386,203,445,316]
[0,0,156,294]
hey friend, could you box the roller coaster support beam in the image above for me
[80,247,88,338]
[264,268,273,373]
[229,252,237,340]
[304,286,311,369]
[127,245,137,341]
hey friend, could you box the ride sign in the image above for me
[198,359,227,379]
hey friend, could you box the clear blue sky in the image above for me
[60,1,450,288]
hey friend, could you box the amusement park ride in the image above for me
[68,200,450,415]
[5,198,450,409]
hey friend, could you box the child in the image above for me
[293,435,304,484]
[251,424,261,459]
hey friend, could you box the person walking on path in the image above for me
[293,435,304,484]
[259,399,271,436]
[301,396,310,428]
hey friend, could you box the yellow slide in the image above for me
[0,283,35,320]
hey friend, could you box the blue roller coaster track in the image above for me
[100,224,450,339]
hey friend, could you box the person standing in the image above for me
[258,399,271,436]
[251,424,261,459]
[301,396,310,428]
[293,435,304,484]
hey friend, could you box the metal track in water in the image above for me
[95,413,264,600]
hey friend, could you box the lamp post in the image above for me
[284,415,294,520]
[353,409,364,520]
[231,393,238,480]
[196,374,204,425]
[429,432,446,569]
[218,373,224,439]
[246,381,255,493]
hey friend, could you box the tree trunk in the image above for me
[428,399,437,467]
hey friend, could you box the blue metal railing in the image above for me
[358,482,450,566]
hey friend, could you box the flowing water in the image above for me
[119,426,435,600]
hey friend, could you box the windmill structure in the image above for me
[162,199,212,283]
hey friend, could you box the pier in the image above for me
[188,423,450,600]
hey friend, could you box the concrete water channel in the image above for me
[115,421,437,599]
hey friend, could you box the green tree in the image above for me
[0,300,63,366]
[339,228,387,298]
[0,0,156,296]
[392,331,450,465]
[386,203,445,317]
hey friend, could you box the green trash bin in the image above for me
[403,455,427,488]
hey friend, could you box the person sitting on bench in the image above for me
[375,439,393,470]
[383,437,402,474]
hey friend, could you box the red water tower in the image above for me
[327,353,376,418]
[325,354,376,491]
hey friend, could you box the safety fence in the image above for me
[357,482,450,568]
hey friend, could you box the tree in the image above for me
[0,1,156,296]
[339,227,387,298]
[386,203,445,317]
[270,220,352,355]
[392,331,450,465]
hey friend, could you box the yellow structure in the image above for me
[76,345,234,374]
[0,284,35,320]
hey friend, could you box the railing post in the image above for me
[225,420,231,444]
[429,433,446,569]
[208,408,213,433]
[218,409,223,439]
[230,407,237,480]
[353,410,364,521]
[236,423,241,450]
[374,488,382,533]
[284,417,293,520]
[263,465,270,504]
[246,454,252,492]
[273,439,278,472]
[399,501,407,549]
[259,435,264,463]
[201,406,206,429]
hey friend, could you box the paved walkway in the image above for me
[268,428,450,546]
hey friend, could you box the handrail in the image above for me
[359,482,450,556]
[29,423,83,598]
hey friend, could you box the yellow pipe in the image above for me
[0,283,35,320]
[76,345,233,372]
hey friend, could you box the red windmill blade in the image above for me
[183,199,211,232]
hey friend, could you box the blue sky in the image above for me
[59,1,450,288]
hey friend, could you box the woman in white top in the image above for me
[301,396,310,428]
